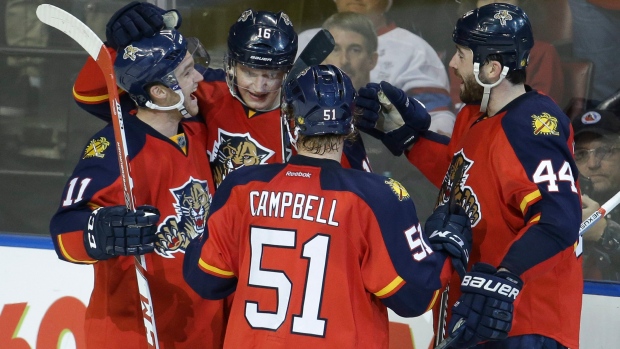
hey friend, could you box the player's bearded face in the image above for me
[234,64,286,111]
[459,71,485,104]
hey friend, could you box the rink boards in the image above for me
[1,233,618,349]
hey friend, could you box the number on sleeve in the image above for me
[62,177,92,206]
[532,160,577,193]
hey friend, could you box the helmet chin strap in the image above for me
[473,63,509,113]
[145,89,191,118]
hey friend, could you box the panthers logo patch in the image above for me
[83,137,110,159]
[209,129,275,187]
[122,45,139,61]
[437,151,481,227]
[385,178,410,201]
[531,112,559,136]
[155,177,211,258]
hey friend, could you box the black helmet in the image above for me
[453,3,534,71]
[227,9,297,70]
[284,64,355,136]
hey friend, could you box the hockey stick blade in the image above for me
[37,4,159,348]
[580,189,620,236]
[435,320,465,349]
[286,29,335,84]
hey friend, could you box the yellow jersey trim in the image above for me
[199,259,235,277]
[520,190,541,213]
[374,276,404,297]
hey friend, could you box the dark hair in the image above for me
[486,53,527,85]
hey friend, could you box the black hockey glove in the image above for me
[447,263,523,349]
[84,205,160,260]
[355,82,431,156]
[424,204,472,278]
[105,1,182,50]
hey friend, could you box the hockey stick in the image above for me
[434,162,466,348]
[580,189,620,236]
[281,28,335,161]
[285,28,335,85]
[36,4,159,348]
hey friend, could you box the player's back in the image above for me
[209,155,433,349]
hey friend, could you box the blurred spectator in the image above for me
[573,109,620,281]
[5,0,48,89]
[568,0,620,103]
[322,12,378,90]
[449,0,564,110]
[298,0,456,136]
[320,11,439,227]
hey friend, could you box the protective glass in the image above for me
[574,145,620,163]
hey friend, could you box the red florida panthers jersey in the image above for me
[72,49,370,190]
[49,116,227,349]
[196,71,371,188]
[409,90,583,348]
[184,155,454,349]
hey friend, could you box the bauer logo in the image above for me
[250,56,273,62]
[461,275,520,300]
[286,171,311,178]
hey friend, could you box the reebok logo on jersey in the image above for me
[286,171,311,178]
[250,56,273,62]
[461,275,520,300]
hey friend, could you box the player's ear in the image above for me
[148,84,168,103]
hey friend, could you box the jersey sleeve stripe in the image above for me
[198,258,235,277]
[528,214,541,224]
[425,289,441,312]
[374,276,405,297]
[72,86,125,103]
[520,189,542,213]
[58,235,96,264]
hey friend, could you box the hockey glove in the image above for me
[425,204,472,278]
[356,82,431,156]
[447,263,523,349]
[84,205,160,260]
[105,1,182,50]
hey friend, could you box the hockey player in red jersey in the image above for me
[73,2,370,188]
[355,3,583,349]
[49,29,228,348]
[183,64,472,349]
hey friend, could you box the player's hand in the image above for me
[105,1,182,50]
[356,82,431,156]
[447,263,523,349]
[582,194,607,242]
[84,205,160,260]
[425,204,472,278]
[355,84,385,139]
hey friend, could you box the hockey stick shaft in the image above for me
[580,189,620,236]
[36,4,159,348]
[435,162,466,347]
[285,29,335,84]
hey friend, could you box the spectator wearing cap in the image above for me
[296,0,456,136]
[573,109,620,281]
